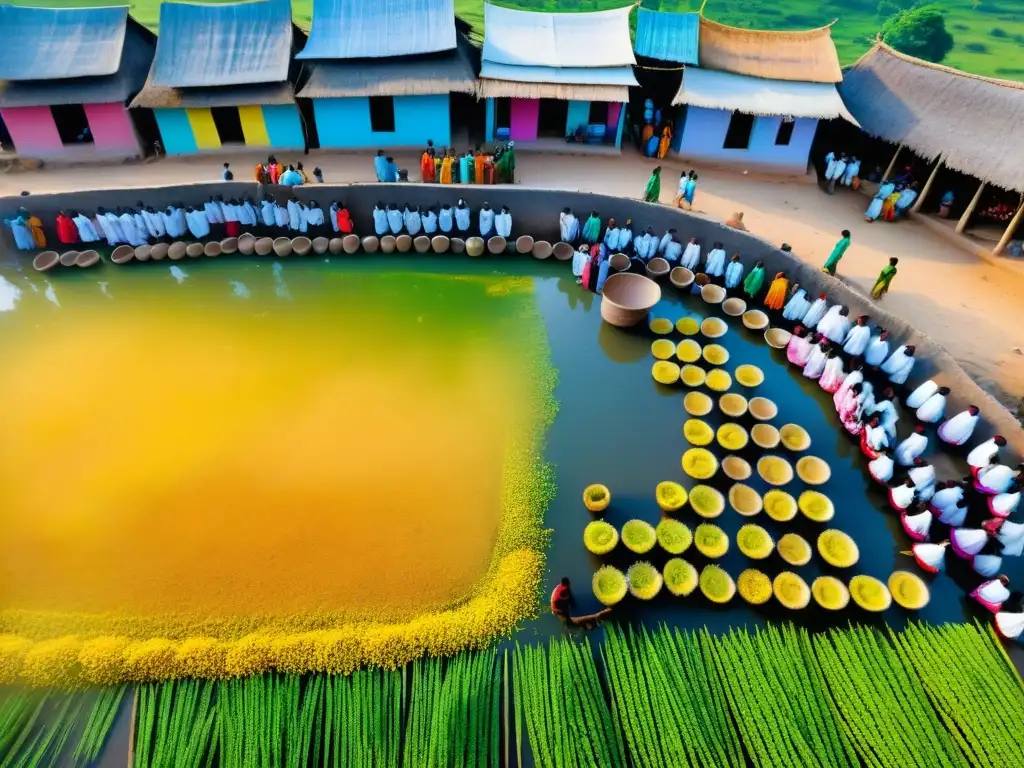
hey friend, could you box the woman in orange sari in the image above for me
[763,272,790,311]
[657,124,672,159]
[420,148,436,182]
[474,151,486,184]
[440,152,454,184]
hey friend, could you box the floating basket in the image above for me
[622,520,657,554]
[343,235,361,253]
[780,424,811,452]
[583,484,611,513]
[531,240,552,259]
[798,491,834,523]
[186,242,204,258]
[328,237,344,254]
[238,233,256,254]
[380,235,396,254]
[552,241,574,260]
[773,572,811,610]
[59,250,81,266]
[600,273,662,328]
[763,490,798,522]
[818,530,860,568]
[888,571,930,610]
[487,235,506,254]
[695,523,729,557]
[676,316,700,335]
[812,576,850,610]
[737,524,774,559]
[312,237,330,254]
[751,424,780,450]
[593,566,628,606]
[362,236,380,253]
[516,235,534,254]
[204,241,222,257]
[656,481,688,513]
[395,234,412,253]
[700,565,736,604]
[717,423,749,451]
[764,327,792,348]
[719,393,748,418]
[748,397,778,421]
[431,235,451,253]
[703,343,729,366]
[76,250,100,268]
[649,317,673,334]
[168,241,188,260]
[652,360,681,385]
[682,448,718,480]
[254,237,274,256]
[681,365,706,387]
[705,369,732,392]
[738,569,773,605]
[729,484,763,517]
[32,251,59,271]
[722,297,746,316]
[627,562,663,600]
[413,235,430,253]
[796,456,831,485]
[664,559,699,597]
[850,575,892,612]
[684,391,712,416]
[150,243,169,261]
[656,518,692,554]
[700,317,728,338]
[110,245,134,264]
[694,272,709,287]
[701,283,726,304]
[757,456,793,487]
[735,364,764,387]
[134,245,151,262]
[691,486,725,519]
[450,237,466,254]
[684,418,714,446]
[670,266,694,289]
[291,237,312,256]
[742,310,769,330]
[722,456,752,482]
[584,520,618,555]
[221,237,239,254]
[609,252,630,272]
[676,338,701,363]
[778,534,812,567]
[651,339,676,360]
[646,257,670,279]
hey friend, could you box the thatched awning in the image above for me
[297,46,476,99]
[697,16,842,84]
[673,68,856,122]
[841,42,1024,191]
[130,80,295,109]
[476,79,628,102]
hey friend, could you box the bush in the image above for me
[882,5,956,63]
[964,42,990,53]
[990,27,1008,38]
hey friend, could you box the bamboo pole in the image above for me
[912,157,943,212]
[882,143,903,181]
[993,197,1024,255]
[957,182,986,234]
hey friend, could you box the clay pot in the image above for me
[646,257,670,280]
[59,250,80,267]
[238,233,256,255]
[328,237,344,254]
[516,235,534,254]
[292,237,312,255]
[600,273,663,328]
[742,310,769,330]
[150,243,169,260]
[168,242,188,260]
[186,243,204,258]
[343,235,360,253]
[670,266,694,289]
[134,245,152,262]
[110,245,134,264]
[531,240,552,259]
[431,235,450,253]
[466,237,485,257]
[204,241,222,257]
[254,237,274,256]
[362,236,380,253]
[487,235,506,254]
[395,234,412,253]
[450,237,466,254]
[32,251,59,271]
[723,297,747,316]
[380,235,396,253]
[701,284,726,304]
[765,328,792,349]
[413,235,430,253]
[610,253,630,272]
[312,237,329,254]
[221,237,239,254]
[76,250,100,267]
[552,241,574,261]
[273,237,292,257]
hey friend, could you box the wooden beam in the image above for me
[882,143,903,181]
[957,182,985,234]
[912,157,943,212]
[993,197,1024,255]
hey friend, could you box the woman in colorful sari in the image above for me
[910,540,948,574]
[642,167,661,203]
[871,257,899,299]
[420,148,436,182]
[970,575,1011,613]
[819,349,845,394]
[581,245,601,292]
[822,230,850,275]
[803,340,830,381]
[440,152,454,184]
[742,261,765,299]
[833,365,863,412]
[860,415,888,459]
[782,283,810,322]
[787,327,814,367]
[657,124,672,159]
[724,254,744,289]
[865,181,895,221]
[581,212,602,245]
[881,190,901,222]
[763,272,789,311]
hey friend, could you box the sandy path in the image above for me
[5,147,1023,411]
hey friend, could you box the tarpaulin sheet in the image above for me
[0,4,128,81]
[152,0,293,87]
[633,8,699,65]
[482,4,635,69]
[297,0,456,60]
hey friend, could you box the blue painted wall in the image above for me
[314,94,451,149]
[261,104,305,149]
[154,108,198,155]
[565,100,590,136]
[674,106,818,175]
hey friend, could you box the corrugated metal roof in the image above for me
[479,61,637,88]
[0,4,129,81]
[633,9,699,65]
[672,67,856,122]
[482,4,635,68]
[151,0,293,88]
[0,18,152,107]
[297,0,457,60]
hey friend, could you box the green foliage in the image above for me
[882,5,957,62]
[877,0,917,20]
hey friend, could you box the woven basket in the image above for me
[380,235,396,253]
[516,235,534,254]
[168,241,188,260]
[342,234,360,253]
[76,250,100,267]
[32,251,59,271]
[362,236,380,253]
[552,241,574,261]
[292,237,312,255]
[450,237,466,254]
[395,234,412,253]
[150,243,169,260]
[600,273,662,327]
[466,237,485,257]
[186,243,204,258]
[110,245,134,264]
[237,233,256,255]
[487,235,506,254]
[312,236,329,254]
[254,237,274,256]
[133,245,151,262]
[273,237,292,257]
[431,235,450,253]
[220,237,239,254]
[328,237,344,254]
[610,253,630,272]
[204,241,222,257]
[531,240,552,259]
[670,267,694,289]
[646,257,669,280]
[413,235,431,253]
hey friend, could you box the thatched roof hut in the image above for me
[840,42,1024,192]
[697,16,842,84]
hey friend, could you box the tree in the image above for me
[881,5,955,63]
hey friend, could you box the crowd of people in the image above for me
[370,141,516,185]
[370,200,512,239]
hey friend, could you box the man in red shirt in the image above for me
[550,577,573,619]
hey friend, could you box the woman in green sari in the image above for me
[871,257,899,300]
[643,166,662,203]
[742,260,766,299]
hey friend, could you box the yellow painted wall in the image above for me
[238,106,271,147]
[185,108,221,150]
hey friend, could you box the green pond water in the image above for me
[0,254,1017,645]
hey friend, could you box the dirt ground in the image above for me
[4,147,1023,411]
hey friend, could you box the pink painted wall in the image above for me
[606,103,622,136]
[83,102,140,155]
[0,106,63,155]
[509,98,539,142]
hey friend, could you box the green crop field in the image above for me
[15,0,1024,80]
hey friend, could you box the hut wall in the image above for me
[154,108,199,155]
[312,94,451,149]
[676,106,817,174]
[0,106,63,157]
[82,103,142,157]
[509,98,539,142]
[153,104,304,156]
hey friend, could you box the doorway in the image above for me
[537,99,568,139]
[211,107,245,145]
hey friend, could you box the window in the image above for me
[775,119,795,146]
[51,104,92,145]
[588,101,606,125]
[494,98,511,130]
[723,112,754,150]
[369,96,396,133]
[211,107,244,144]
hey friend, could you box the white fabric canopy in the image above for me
[482,4,635,68]
[673,67,858,122]
[479,61,637,87]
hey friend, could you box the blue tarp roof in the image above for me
[0,4,129,81]
[633,9,699,65]
[152,0,293,88]
[297,0,457,60]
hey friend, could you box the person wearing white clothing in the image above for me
[929,479,966,515]
[422,208,438,235]
[889,478,916,511]
[72,211,100,242]
[96,208,124,245]
[680,237,700,270]
[826,154,847,193]
[977,463,1023,495]
[970,575,1011,613]
[571,245,588,283]
[223,200,240,230]
[724,254,744,289]
[782,284,810,322]
[968,436,1006,474]
[972,540,1003,578]
[304,202,324,229]
[951,527,990,559]
[241,199,258,227]
[602,218,619,251]
[906,379,938,410]
[118,210,146,246]
[405,205,422,235]
[163,205,187,238]
[938,406,980,446]
[894,425,928,466]
[868,451,894,484]
[185,207,210,238]
[802,293,828,328]
[819,350,845,393]
[273,201,288,229]
[438,205,454,234]
[989,482,1020,520]
[372,203,388,236]
[833,367,863,412]
[864,329,890,367]
[803,341,829,380]
[901,506,932,541]
[880,345,916,385]
[916,387,949,423]
[454,201,471,233]
[143,207,166,238]
[868,389,898,443]
[909,459,936,502]
[842,315,871,357]
[204,198,224,225]
[658,229,675,254]
[819,305,851,344]
[478,204,495,237]
[286,199,303,232]
[842,157,860,186]
[495,206,512,238]
[559,208,579,243]
[384,203,402,234]
[911,541,948,574]
[261,197,276,228]
[663,236,682,264]
[996,519,1024,556]
[995,610,1024,639]
[704,243,726,277]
